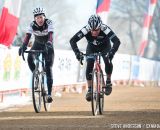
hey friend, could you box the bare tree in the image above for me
[111,0,160,60]
[150,1,160,60]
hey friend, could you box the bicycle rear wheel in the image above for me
[91,69,99,116]
[42,75,52,112]
[32,71,42,113]
[99,70,104,115]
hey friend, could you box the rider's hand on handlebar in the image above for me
[18,43,27,56]
[108,48,115,61]
[45,41,53,54]
[75,51,84,65]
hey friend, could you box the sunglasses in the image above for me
[91,29,100,32]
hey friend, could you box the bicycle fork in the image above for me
[96,66,105,97]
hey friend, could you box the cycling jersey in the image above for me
[23,19,53,45]
[70,24,120,54]
[70,23,121,81]
[22,18,54,96]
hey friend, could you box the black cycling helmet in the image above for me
[88,14,102,30]
[33,7,45,17]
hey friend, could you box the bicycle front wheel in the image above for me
[32,71,42,113]
[42,75,52,112]
[99,70,104,115]
[91,69,99,116]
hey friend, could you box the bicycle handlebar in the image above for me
[80,52,110,65]
[83,52,108,57]
[22,50,45,61]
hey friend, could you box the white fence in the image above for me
[0,46,160,100]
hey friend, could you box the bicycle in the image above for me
[82,52,110,116]
[22,50,51,113]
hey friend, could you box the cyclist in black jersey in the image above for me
[70,14,121,101]
[18,7,54,103]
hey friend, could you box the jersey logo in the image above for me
[81,26,89,35]
[77,32,83,38]
[46,19,52,25]
[97,36,104,39]
[101,24,108,31]
[33,29,48,36]
[91,40,101,45]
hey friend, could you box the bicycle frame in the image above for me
[23,50,46,76]
[34,52,45,77]
[94,53,105,95]
[34,52,46,92]
[23,50,50,112]
[84,52,107,115]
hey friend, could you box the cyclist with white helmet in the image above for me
[19,7,54,103]
[70,14,121,101]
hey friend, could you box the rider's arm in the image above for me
[110,34,120,52]
[46,19,54,44]
[102,25,121,53]
[23,33,32,46]
[70,26,89,53]
[22,22,34,46]
[47,32,53,44]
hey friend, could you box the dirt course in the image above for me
[0,86,160,130]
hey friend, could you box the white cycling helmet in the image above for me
[88,14,102,30]
[33,7,45,17]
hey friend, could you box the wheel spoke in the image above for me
[99,71,104,115]
[91,70,99,116]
